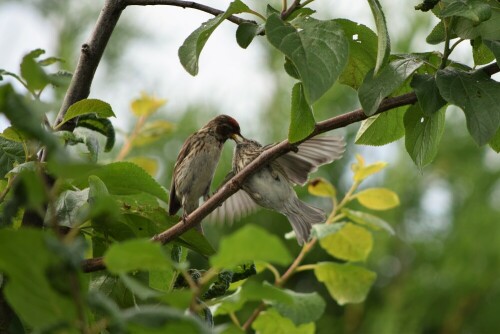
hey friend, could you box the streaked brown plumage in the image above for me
[210,135,345,244]
[168,115,241,232]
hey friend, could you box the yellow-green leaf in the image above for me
[319,223,373,262]
[341,208,395,235]
[308,177,336,198]
[132,120,174,147]
[130,92,167,117]
[354,188,399,210]
[351,154,387,181]
[314,262,376,305]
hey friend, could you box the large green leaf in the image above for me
[315,262,377,305]
[453,7,500,40]
[336,19,378,89]
[484,39,500,66]
[439,0,492,23]
[272,290,326,325]
[210,225,292,268]
[58,99,115,129]
[236,22,260,49]
[72,161,168,201]
[359,56,423,116]
[489,127,500,153]
[20,49,49,92]
[366,0,391,74]
[436,68,500,145]
[410,74,447,116]
[214,281,293,315]
[104,238,171,274]
[319,223,373,262]
[404,104,446,169]
[178,0,252,75]
[0,229,77,329]
[0,84,59,150]
[355,107,406,145]
[289,83,315,143]
[252,308,315,334]
[341,208,395,235]
[0,137,25,179]
[265,14,348,104]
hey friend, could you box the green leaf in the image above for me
[46,189,88,227]
[132,120,174,147]
[410,74,447,116]
[439,0,491,23]
[0,229,77,329]
[214,280,293,315]
[355,188,400,210]
[0,137,25,179]
[319,223,373,262]
[73,161,168,201]
[284,57,301,80]
[123,305,209,333]
[236,22,260,49]
[265,14,348,104]
[272,290,326,325]
[336,19,378,90]
[426,21,446,44]
[58,99,115,128]
[436,68,500,145]
[76,115,115,152]
[310,223,346,239]
[104,238,171,274]
[404,104,446,169]
[314,262,377,305]
[85,135,99,163]
[366,0,391,74]
[453,7,500,40]
[484,39,500,66]
[359,56,423,116]
[178,0,252,75]
[210,225,292,268]
[38,56,64,66]
[472,37,496,65]
[489,127,500,153]
[0,84,59,150]
[252,308,315,334]
[355,108,406,145]
[119,273,163,300]
[0,126,26,142]
[289,83,315,143]
[20,49,49,91]
[341,208,395,235]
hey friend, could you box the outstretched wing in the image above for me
[276,136,345,185]
[207,189,259,225]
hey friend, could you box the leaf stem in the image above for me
[115,114,147,161]
[295,264,316,272]
[440,17,455,69]
[264,263,281,283]
[229,311,242,328]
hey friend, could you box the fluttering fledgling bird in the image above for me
[210,135,345,245]
[168,115,242,233]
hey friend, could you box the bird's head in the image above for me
[209,115,243,142]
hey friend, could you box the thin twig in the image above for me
[125,0,257,25]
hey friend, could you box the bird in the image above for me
[168,115,242,233]
[210,135,345,245]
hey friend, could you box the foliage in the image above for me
[0,0,499,332]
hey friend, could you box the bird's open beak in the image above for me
[231,133,244,143]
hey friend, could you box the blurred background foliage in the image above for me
[1,0,499,332]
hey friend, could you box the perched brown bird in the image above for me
[210,135,345,245]
[169,115,242,232]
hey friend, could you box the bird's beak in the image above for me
[231,133,244,143]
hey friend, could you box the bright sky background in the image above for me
[0,0,444,133]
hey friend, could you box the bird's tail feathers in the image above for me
[284,197,326,245]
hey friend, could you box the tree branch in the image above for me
[54,0,126,131]
[80,61,500,273]
[125,0,257,26]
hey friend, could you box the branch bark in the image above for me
[80,62,500,273]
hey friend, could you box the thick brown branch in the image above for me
[81,91,418,273]
[125,0,257,25]
[54,0,126,131]
[80,61,500,273]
